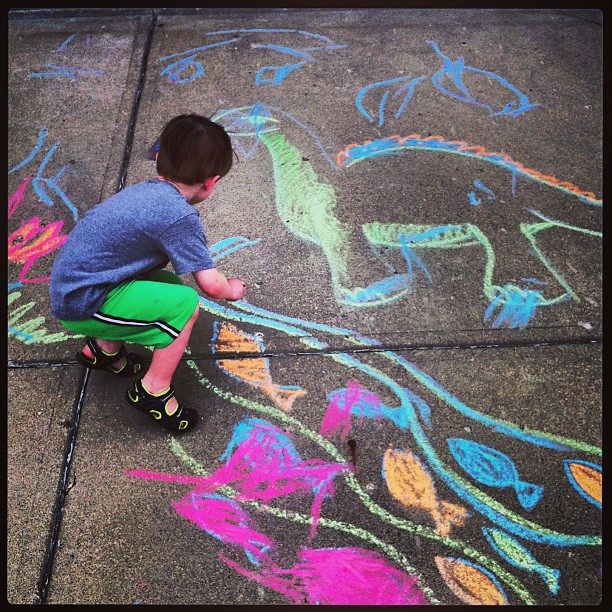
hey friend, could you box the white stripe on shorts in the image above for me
[92,312,180,339]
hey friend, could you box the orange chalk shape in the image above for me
[214,322,307,413]
[8,216,68,282]
[567,461,602,506]
[383,448,468,536]
[435,556,509,605]
[337,134,601,204]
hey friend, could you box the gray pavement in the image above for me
[7,7,602,605]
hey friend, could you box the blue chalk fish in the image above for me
[448,438,543,510]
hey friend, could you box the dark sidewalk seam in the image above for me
[117,10,158,193]
[33,10,158,604]
[8,335,603,371]
[36,367,90,605]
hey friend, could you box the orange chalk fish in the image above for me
[435,556,509,605]
[212,321,307,413]
[564,460,601,509]
[383,448,469,536]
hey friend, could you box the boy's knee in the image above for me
[189,304,200,321]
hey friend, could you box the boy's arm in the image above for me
[193,268,245,301]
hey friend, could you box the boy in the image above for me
[50,114,245,433]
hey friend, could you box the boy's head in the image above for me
[156,114,233,186]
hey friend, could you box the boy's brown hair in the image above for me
[156,114,233,185]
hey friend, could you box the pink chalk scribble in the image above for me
[219,546,429,605]
[320,379,384,441]
[8,175,70,284]
[216,417,351,540]
[174,493,275,562]
[126,470,273,561]
[127,417,351,545]
[8,176,32,218]
[8,216,69,283]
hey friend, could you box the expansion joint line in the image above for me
[36,367,90,604]
[7,335,602,370]
[117,10,158,192]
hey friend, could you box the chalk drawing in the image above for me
[160,29,345,86]
[29,32,100,79]
[356,75,426,126]
[8,289,80,344]
[427,40,540,118]
[214,105,415,309]
[7,129,81,345]
[220,546,430,605]
[447,438,544,511]
[129,415,351,542]
[52,33,92,52]
[468,180,496,206]
[209,236,262,262]
[212,297,599,546]
[483,527,561,594]
[28,65,103,79]
[321,379,383,440]
[563,460,602,509]
[213,104,602,327]
[338,135,601,205]
[11,29,600,604]
[9,128,79,221]
[383,447,469,536]
[53,34,78,52]
[8,217,68,284]
[121,288,600,604]
[355,40,538,126]
[340,134,602,327]
[435,556,510,605]
[212,321,307,413]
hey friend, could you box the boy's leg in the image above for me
[61,275,201,431]
[140,304,199,415]
[72,270,190,371]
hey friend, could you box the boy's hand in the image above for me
[226,278,246,301]
[193,269,245,301]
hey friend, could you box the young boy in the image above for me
[50,114,245,434]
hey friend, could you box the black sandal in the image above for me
[125,378,198,433]
[76,337,143,377]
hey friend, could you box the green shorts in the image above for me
[60,270,199,349]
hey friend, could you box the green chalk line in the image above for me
[363,219,599,308]
[8,291,82,344]
[260,131,352,298]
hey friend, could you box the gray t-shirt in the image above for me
[50,179,214,320]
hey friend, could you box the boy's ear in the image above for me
[205,175,220,189]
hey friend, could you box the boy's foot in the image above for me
[126,378,198,433]
[81,345,126,371]
[77,338,143,377]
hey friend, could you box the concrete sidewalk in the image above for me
[7,8,602,605]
